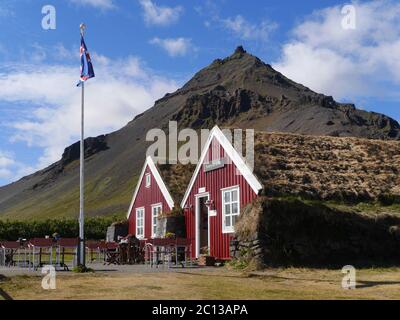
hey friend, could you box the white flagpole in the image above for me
[79,23,86,267]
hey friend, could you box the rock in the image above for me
[61,135,108,166]
[234,45,246,54]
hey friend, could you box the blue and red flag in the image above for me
[77,35,95,86]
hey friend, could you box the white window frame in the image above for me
[151,203,162,239]
[145,173,151,188]
[221,186,240,234]
[135,207,145,239]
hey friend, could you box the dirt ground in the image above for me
[1,265,400,300]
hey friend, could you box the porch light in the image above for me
[205,199,215,210]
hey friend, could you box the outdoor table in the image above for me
[144,238,192,268]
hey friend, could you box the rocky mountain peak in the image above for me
[234,45,246,55]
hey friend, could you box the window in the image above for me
[222,187,240,233]
[136,208,145,239]
[145,173,151,188]
[151,204,162,238]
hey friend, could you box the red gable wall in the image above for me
[183,137,258,259]
[128,164,172,239]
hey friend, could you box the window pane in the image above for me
[225,216,231,227]
[232,202,238,214]
[232,215,238,226]
[225,204,231,215]
[232,190,238,202]
[224,191,230,203]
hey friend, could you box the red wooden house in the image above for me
[127,156,175,240]
[181,126,263,259]
[127,156,193,240]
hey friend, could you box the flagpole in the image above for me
[79,23,86,267]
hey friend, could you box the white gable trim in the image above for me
[127,156,174,219]
[181,126,263,208]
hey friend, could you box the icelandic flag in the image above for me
[77,35,95,86]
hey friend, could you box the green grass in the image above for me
[275,196,400,217]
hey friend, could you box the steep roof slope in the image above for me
[253,131,400,202]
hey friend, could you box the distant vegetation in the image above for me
[0,216,124,241]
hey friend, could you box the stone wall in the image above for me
[233,197,400,268]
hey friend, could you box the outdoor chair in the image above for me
[104,242,120,265]
[127,237,143,264]
[0,241,28,268]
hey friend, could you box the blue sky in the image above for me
[0,0,399,186]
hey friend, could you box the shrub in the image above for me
[0,216,123,241]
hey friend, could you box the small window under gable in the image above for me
[145,173,151,188]
[212,138,220,162]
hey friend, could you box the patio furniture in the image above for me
[104,242,120,265]
[0,241,30,268]
[127,236,143,264]
[144,238,192,268]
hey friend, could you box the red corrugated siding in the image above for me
[183,137,258,259]
[128,165,172,239]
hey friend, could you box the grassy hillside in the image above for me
[0,160,137,221]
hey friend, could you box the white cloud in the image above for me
[0,55,179,173]
[0,151,15,179]
[0,149,36,181]
[69,0,115,10]
[222,15,277,42]
[273,1,400,101]
[150,37,192,57]
[0,151,14,168]
[139,0,183,26]
[0,1,14,18]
